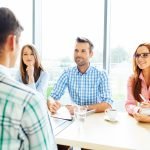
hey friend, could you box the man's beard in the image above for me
[75,57,85,66]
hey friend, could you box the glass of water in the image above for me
[74,106,87,129]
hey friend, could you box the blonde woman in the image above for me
[125,43,150,122]
[16,44,49,97]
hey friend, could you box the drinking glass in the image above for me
[74,106,87,129]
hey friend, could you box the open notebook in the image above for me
[50,106,96,121]
[51,106,73,121]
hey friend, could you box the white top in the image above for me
[15,70,49,97]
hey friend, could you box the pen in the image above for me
[139,94,147,102]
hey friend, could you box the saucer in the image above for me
[104,115,118,122]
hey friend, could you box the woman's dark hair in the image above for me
[20,44,44,84]
[132,43,150,102]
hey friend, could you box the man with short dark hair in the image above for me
[0,7,57,150]
[48,37,113,114]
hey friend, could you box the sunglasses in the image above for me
[134,53,150,58]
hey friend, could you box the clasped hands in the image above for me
[133,102,150,123]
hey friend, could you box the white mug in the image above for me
[105,108,118,121]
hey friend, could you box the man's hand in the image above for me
[47,99,61,114]
[65,105,76,115]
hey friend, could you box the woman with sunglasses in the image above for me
[125,43,150,122]
[16,44,49,97]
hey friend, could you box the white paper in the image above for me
[51,106,73,120]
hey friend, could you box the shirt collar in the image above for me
[75,65,92,75]
[0,65,11,77]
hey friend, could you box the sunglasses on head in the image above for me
[134,53,150,58]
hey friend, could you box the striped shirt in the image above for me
[0,65,57,150]
[50,66,113,105]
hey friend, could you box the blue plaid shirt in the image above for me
[50,66,113,105]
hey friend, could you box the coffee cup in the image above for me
[105,108,118,121]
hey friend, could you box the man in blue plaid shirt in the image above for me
[0,7,57,150]
[48,37,113,114]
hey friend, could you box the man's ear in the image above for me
[90,50,93,58]
[6,34,16,52]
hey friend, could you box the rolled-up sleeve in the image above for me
[50,71,68,100]
[99,71,113,106]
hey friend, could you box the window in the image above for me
[3,0,149,110]
[110,0,150,110]
[0,0,33,66]
[41,0,104,86]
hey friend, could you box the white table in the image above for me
[55,112,150,150]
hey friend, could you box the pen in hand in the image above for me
[139,94,150,108]
[139,94,147,102]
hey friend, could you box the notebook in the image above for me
[51,106,73,121]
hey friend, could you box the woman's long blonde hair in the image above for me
[20,44,44,84]
[132,43,150,102]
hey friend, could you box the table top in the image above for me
[55,112,150,150]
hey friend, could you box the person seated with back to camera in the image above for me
[0,7,57,149]
[15,44,49,97]
[47,37,113,115]
[125,43,150,123]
